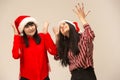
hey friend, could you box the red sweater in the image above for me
[12,33,57,80]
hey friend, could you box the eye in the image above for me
[62,22,66,26]
[31,24,34,26]
[25,25,29,28]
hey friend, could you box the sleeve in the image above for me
[44,33,57,55]
[12,35,22,59]
[82,24,95,42]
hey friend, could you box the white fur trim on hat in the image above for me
[58,20,75,27]
[18,17,37,33]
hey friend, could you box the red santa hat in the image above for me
[14,15,37,34]
[58,20,80,32]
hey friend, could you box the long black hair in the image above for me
[57,22,80,67]
[22,22,41,47]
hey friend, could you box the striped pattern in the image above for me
[68,24,95,71]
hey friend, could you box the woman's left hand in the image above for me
[42,21,49,34]
[53,27,59,37]
[73,3,91,25]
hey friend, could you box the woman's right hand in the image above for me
[53,27,59,38]
[11,23,19,35]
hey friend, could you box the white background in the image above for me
[0,0,120,80]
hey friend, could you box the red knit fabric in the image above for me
[12,33,57,80]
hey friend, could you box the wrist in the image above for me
[80,18,88,25]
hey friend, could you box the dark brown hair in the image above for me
[22,22,41,47]
[57,22,80,66]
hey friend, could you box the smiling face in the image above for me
[23,22,37,36]
[59,22,70,37]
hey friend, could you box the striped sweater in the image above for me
[68,24,95,71]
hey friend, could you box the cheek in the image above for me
[59,29,64,35]
[63,27,69,33]
[65,27,69,31]
[23,29,28,34]
[66,25,70,30]
[23,29,31,35]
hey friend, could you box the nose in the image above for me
[61,24,65,28]
[60,26,64,31]
[29,26,33,30]
[61,25,64,28]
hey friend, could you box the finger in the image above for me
[75,5,79,11]
[82,2,84,11]
[72,8,77,14]
[81,3,85,16]
[53,27,57,33]
[53,27,59,35]
[85,10,91,17]
[53,27,55,33]
[73,6,79,15]
[43,21,49,28]
[78,3,82,11]
[11,23,15,28]
[11,23,17,31]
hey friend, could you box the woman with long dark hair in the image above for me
[12,15,57,80]
[53,3,97,80]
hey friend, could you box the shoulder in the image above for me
[38,33,44,36]
[38,32,48,36]
[38,33,51,39]
[38,32,50,36]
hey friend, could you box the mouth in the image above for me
[30,29,36,33]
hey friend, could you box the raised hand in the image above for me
[42,21,49,34]
[53,27,59,37]
[11,23,19,35]
[53,26,59,43]
[73,3,90,25]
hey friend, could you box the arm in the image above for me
[44,33,57,55]
[12,35,22,59]
[73,3,95,41]
[42,22,57,55]
[11,23,22,59]
[52,27,60,60]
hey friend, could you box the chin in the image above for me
[28,33,35,36]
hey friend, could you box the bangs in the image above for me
[25,22,35,27]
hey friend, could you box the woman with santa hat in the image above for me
[11,15,57,80]
[53,3,97,80]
